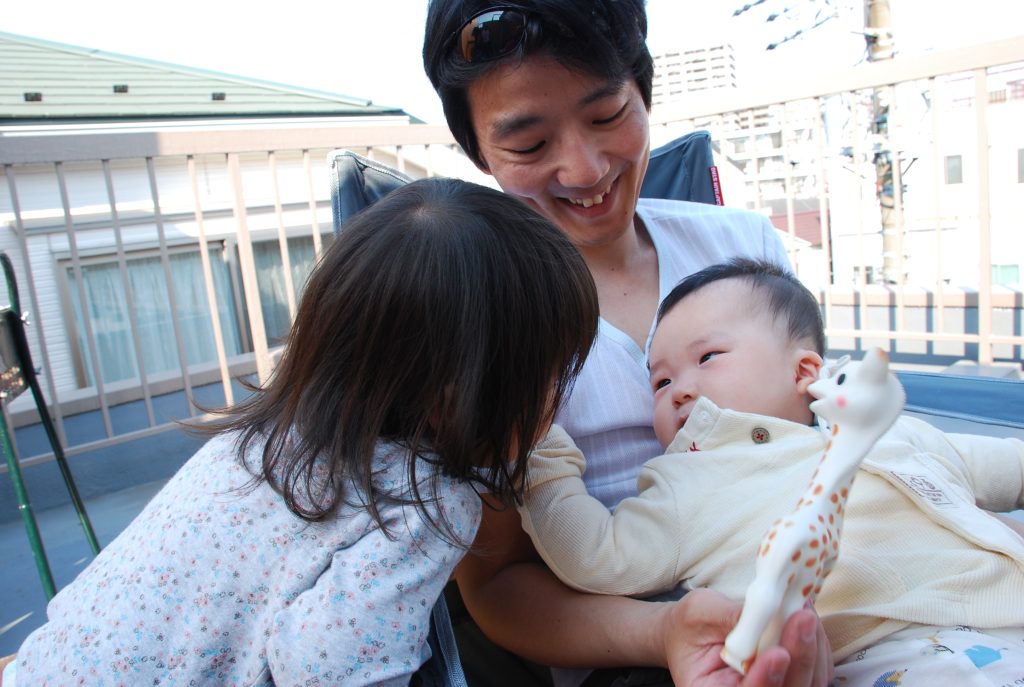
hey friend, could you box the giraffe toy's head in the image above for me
[808,347,905,441]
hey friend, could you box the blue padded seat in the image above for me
[897,370,1024,434]
[640,130,723,206]
[328,150,414,232]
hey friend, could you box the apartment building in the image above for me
[652,44,738,105]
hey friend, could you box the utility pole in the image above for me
[864,0,900,283]
[732,0,900,282]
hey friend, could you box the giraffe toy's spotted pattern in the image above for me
[721,347,906,674]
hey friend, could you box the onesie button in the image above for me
[751,427,770,444]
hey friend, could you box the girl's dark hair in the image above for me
[203,177,598,541]
[657,258,826,355]
[423,0,654,168]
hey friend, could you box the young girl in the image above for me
[4,177,599,686]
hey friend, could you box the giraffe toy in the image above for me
[720,347,906,674]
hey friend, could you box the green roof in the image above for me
[0,31,409,122]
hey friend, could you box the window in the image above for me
[853,265,876,284]
[251,233,334,345]
[63,232,334,388]
[1018,148,1024,183]
[65,245,243,387]
[944,155,963,185]
[992,264,1020,286]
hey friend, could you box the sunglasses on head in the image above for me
[452,6,531,63]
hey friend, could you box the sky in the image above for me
[5,0,1023,124]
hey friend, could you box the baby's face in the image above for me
[648,279,814,449]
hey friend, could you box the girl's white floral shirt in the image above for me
[15,431,481,686]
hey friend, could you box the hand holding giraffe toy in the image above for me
[720,347,906,674]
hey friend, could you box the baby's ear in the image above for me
[795,350,824,393]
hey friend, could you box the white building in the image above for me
[652,44,738,106]
[824,63,1024,288]
[0,31,481,409]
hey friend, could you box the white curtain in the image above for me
[68,247,242,387]
[252,235,323,344]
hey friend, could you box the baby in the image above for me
[519,257,1024,687]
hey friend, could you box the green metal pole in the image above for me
[0,253,102,561]
[0,412,57,599]
[32,383,103,555]
[5,309,101,556]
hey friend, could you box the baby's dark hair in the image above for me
[203,177,598,542]
[657,258,825,355]
[423,0,654,168]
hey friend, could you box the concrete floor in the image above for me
[0,478,166,656]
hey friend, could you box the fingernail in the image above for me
[800,616,816,643]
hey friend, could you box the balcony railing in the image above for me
[1,37,1022,470]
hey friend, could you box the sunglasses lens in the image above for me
[459,9,527,62]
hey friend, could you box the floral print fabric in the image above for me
[15,432,481,686]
